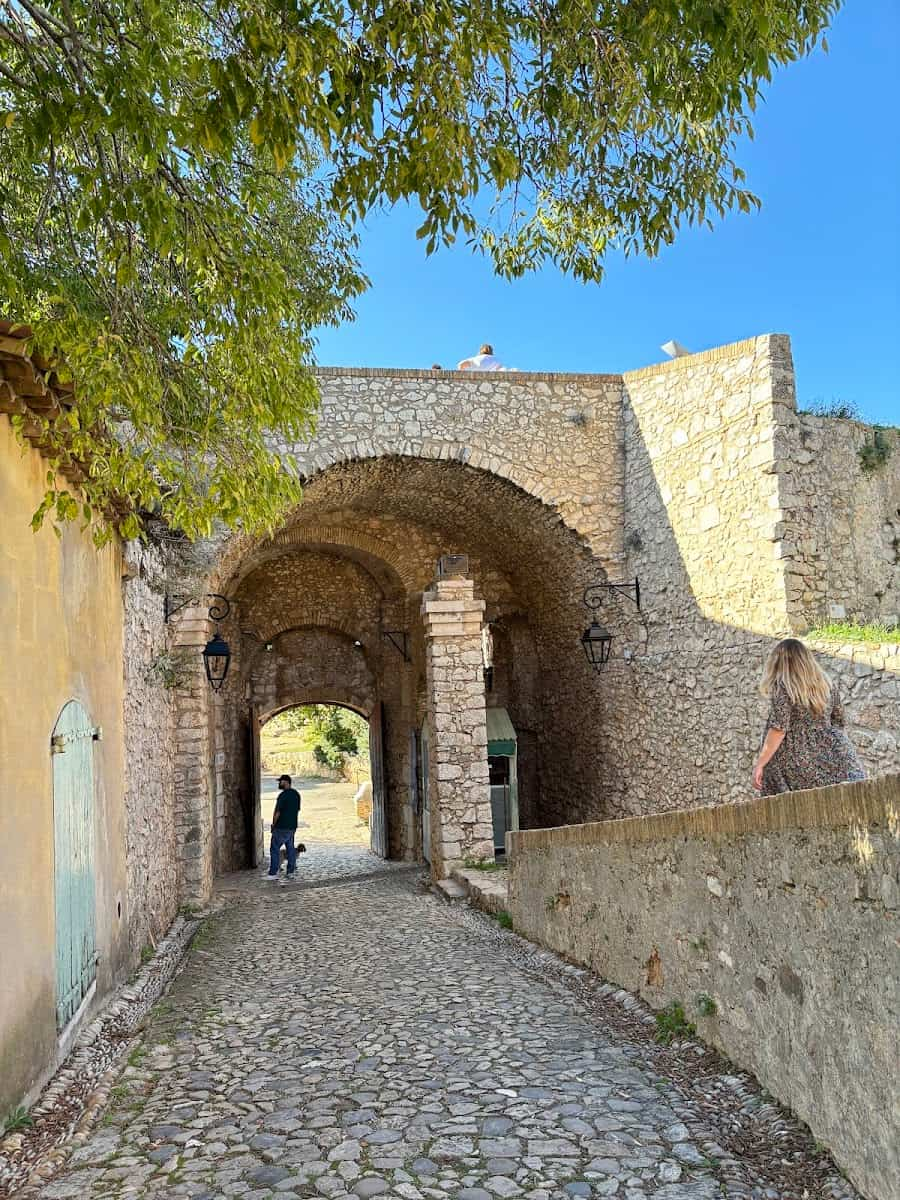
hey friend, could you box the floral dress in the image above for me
[761,682,866,796]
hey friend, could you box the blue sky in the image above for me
[314,2,899,425]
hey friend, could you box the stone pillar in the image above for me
[171,605,215,905]
[421,577,494,876]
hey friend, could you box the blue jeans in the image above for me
[269,828,296,876]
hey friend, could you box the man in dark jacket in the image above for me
[266,775,302,880]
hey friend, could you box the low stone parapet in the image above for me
[507,774,899,1200]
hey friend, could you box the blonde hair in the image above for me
[760,638,831,716]
[479,343,493,355]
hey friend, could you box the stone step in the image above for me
[432,878,467,902]
[450,866,509,916]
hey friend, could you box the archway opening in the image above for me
[173,454,628,897]
[258,704,374,876]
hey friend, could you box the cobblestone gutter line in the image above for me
[447,900,860,1200]
[0,914,200,1200]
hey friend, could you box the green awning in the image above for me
[486,707,516,756]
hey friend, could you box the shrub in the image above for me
[2,1106,32,1134]
[696,992,717,1017]
[858,427,893,475]
[654,1002,696,1045]
[801,398,862,420]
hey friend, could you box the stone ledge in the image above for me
[450,866,509,916]
[315,366,622,384]
[314,340,785,386]
[806,638,900,667]
[508,772,899,853]
[432,877,467,901]
[621,333,787,383]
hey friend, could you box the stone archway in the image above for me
[169,455,626,903]
[252,700,373,869]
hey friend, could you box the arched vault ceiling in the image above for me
[227,531,407,596]
[214,457,604,604]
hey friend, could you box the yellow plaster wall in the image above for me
[0,418,128,1115]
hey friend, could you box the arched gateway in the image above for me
[168,366,627,903]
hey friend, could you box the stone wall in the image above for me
[623,335,792,638]
[304,368,625,561]
[121,541,178,961]
[507,773,900,1200]
[249,628,376,722]
[599,336,794,815]
[600,336,900,817]
[782,415,900,627]
[167,340,898,896]
[808,639,900,780]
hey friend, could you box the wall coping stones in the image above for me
[315,366,622,384]
[508,772,899,853]
[806,637,900,666]
[313,335,778,386]
[621,333,788,384]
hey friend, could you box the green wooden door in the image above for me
[52,700,97,1031]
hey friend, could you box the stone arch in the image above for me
[267,525,416,591]
[233,550,386,661]
[250,614,368,644]
[224,525,412,596]
[202,448,619,600]
[298,439,555,512]
[170,450,626,903]
[293,448,607,559]
[261,698,371,725]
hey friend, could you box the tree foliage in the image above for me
[270,704,369,770]
[0,0,840,539]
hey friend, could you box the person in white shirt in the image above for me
[457,343,505,370]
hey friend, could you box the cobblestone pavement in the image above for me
[39,853,752,1200]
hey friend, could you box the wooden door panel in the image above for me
[52,701,97,1031]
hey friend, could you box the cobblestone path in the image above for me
[38,861,745,1200]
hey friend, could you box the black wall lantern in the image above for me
[202,626,232,693]
[581,577,641,672]
[581,619,613,669]
[165,593,233,692]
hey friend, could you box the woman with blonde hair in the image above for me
[753,638,865,794]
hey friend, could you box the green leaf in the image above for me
[0,0,839,540]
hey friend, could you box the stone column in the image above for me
[421,577,494,876]
[171,605,216,905]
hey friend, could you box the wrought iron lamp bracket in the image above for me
[382,631,410,662]
[164,593,232,624]
[583,577,641,612]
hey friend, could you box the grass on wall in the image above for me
[806,621,900,644]
[798,398,863,420]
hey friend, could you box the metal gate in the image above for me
[51,700,97,1032]
[369,701,388,857]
